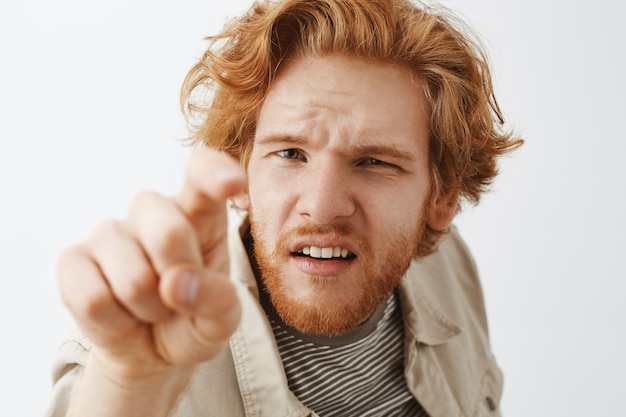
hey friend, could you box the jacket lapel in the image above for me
[227,219,311,417]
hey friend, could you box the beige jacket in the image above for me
[45,221,503,417]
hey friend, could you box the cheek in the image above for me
[367,196,426,246]
[247,185,287,246]
[368,192,424,226]
[248,169,298,219]
[249,185,278,220]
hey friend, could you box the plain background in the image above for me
[1,0,625,415]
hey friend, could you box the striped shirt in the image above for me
[263,292,429,417]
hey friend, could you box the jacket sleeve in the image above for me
[43,332,91,417]
[42,331,249,417]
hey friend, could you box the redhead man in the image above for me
[46,1,521,416]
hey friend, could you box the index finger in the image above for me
[174,146,247,238]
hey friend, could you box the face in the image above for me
[245,55,434,336]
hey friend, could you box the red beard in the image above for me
[250,215,424,336]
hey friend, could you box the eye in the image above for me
[358,157,405,174]
[276,149,305,160]
[361,158,388,166]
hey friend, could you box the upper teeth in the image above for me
[299,246,351,259]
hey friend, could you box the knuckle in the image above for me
[57,254,76,309]
[56,245,88,308]
[150,218,195,257]
[126,190,198,260]
[56,244,83,275]
[115,269,158,303]
[130,190,163,213]
[81,291,113,322]
[56,244,121,324]
[65,282,113,323]
[89,219,122,242]
[56,244,91,297]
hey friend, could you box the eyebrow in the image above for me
[351,142,418,163]
[255,134,308,146]
[255,134,418,162]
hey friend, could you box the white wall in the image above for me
[1,1,624,416]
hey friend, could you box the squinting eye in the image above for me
[363,158,387,166]
[277,149,302,159]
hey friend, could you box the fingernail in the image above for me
[178,271,199,307]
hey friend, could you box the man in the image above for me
[46,0,521,416]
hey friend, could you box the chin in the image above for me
[269,280,384,336]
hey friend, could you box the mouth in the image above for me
[294,245,356,260]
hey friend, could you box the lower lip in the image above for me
[291,256,355,276]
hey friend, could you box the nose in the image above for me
[295,158,356,224]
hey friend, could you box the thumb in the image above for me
[156,263,241,364]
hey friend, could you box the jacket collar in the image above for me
[397,236,467,417]
[399,260,461,346]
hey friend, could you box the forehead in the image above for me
[257,55,430,145]
[256,55,431,148]
[262,55,428,114]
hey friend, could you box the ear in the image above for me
[231,188,250,210]
[426,189,459,231]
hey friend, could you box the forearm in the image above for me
[66,355,194,417]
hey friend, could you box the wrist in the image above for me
[67,350,195,417]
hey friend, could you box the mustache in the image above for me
[283,222,355,237]
[274,222,369,254]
